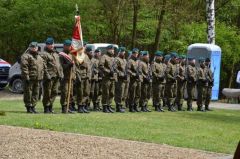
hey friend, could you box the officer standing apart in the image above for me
[41,37,63,113]
[186,57,197,111]
[152,51,165,112]
[59,40,75,114]
[21,42,44,113]
[114,47,127,113]
[99,45,117,113]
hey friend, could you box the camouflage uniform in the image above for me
[127,55,141,112]
[90,55,102,111]
[114,55,127,112]
[99,48,117,113]
[21,45,44,113]
[152,57,165,112]
[59,49,76,113]
[175,61,186,110]
[75,55,91,113]
[205,61,214,110]
[41,47,63,113]
[165,59,177,111]
[186,62,197,111]
[196,63,207,111]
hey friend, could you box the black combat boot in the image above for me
[107,105,114,113]
[26,105,33,113]
[83,105,90,113]
[78,105,84,113]
[187,104,193,111]
[70,102,77,111]
[31,106,38,114]
[116,104,125,113]
[144,104,151,112]
[103,105,110,113]
[154,105,160,111]
[49,104,54,113]
[158,104,164,112]
[205,105,212,111]
[129,104,135,112]
[44,106,50,114]
[178,104,185,111]
[141,105,147,112]
[133,104,140,112]
[62,105,67,114]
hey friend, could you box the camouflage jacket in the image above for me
[59,52,76,80]
[21,51,44,81]
[40,48,63,79]
[99,52,117,80]
[115,56,127,80]
[165,61,177,83]
[186,64,197,83]
[152,61,165,83]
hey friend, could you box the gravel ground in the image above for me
[0,125,232,159]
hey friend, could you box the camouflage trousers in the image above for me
[165,82,177,106]
[187,82,196,106]
[114,79,127,105]
[152,82,165,106]
[175,81,186,106]
[123,80,129,106]
[205,86,212,106]
[60,79,74,106]
[42,77,59,107]
[140,82,150,106]
[128,78,141,106]
[23,80,40,107]
[196,84,207,107]
[89,80,102,105]
[101,77,115,105]
[76,78,90,106]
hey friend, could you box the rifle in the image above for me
[110,58,117,76]
[147,63,153,83]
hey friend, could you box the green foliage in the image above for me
[0,99,240,154]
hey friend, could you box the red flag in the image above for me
[71,16,83,55]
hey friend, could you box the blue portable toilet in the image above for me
[187,43,221,100]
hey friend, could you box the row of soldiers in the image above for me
[21,38,214,114]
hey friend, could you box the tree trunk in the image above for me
[153,0,167,52]
[206,0,215,44]
[131,0,139,49]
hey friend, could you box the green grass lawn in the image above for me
[0,99,239,154]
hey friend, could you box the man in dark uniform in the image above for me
[21,42,44,113]
[99,45,117,113]
[41,37,63,113]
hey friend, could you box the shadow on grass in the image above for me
[182,112,240,124]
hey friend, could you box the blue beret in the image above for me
[29,41,38,48]
[155,51,163,56]
[94,49,101,53]
[170,52,178,58]
[188,57,195,61]
[132,48,139,53]
[46,37,54,45]
[164,54,171,61]
[118,47,126,53]
[64,39,72,46]
[198,57,205,62]
[107,45,114,50]
[179,54,186,59]
[205,58,211,62]
[140,51,149,56]
[86,46,93,52]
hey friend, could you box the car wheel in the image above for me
[11,78,23,93]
